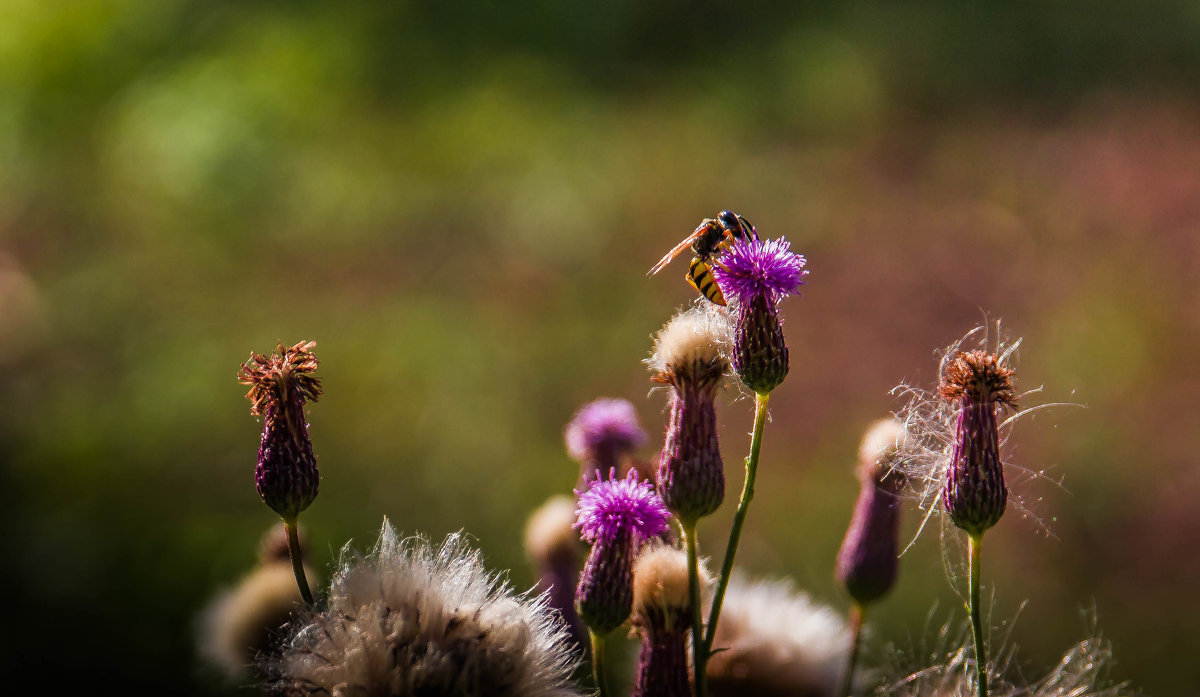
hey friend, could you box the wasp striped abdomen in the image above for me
[686,257,726,306]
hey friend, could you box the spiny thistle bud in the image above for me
[836,418,908,606]
[574,472,671,636]
[710,236,808,395]
[707,575,849,697]
[564,398,648,485]
[938,349,1016,537]
[649,306,729,523]
[524,495,588,652]
[630,544,710,697]
[266,520,584,697]
[238,340,322,521]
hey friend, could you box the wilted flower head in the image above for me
[710,236,808,394]
[837,418,909,607]
[939,349,1017,537]
[650,306,729,523]
[565,398,648,482]
[238,340,322,520]
[267,520,583,697]
[574,473,671,636]
[889,326,1051,546]
[524,495,588,653]
[708,574,850,697]
[630,544,709,697]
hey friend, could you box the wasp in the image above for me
[648,210,758,305]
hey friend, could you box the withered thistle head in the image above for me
[835,418,908,607]
[650,307,729,523]
[939,349,1016,537]
[709,236,807,395]
[238,340,322,521]
[630,544,709,697]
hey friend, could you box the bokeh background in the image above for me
[2,1,1198,694]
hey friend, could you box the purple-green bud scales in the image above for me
[939,350,1016,537]
[710,236,808,395]
[651,308,730,523]
[239,341,322,521]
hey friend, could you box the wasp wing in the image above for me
[647,226,707,276]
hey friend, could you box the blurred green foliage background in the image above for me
[1,1,1198,694]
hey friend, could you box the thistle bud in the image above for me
[630,545,710,697]
[836,418,908,606]
[938,349,1016,537]
[238,341,322,521]
[649,307,729,524]
[524,495,588,652]
[574,472,671,636]
[564,398,648,486]
[710,236,808,395]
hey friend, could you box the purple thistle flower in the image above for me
[574,473,670,635]
[710,236,808,306]
[238,341,322,521]
[575,472,671,546]
[564,398,648,484]
[710,236,808,395]
[939,350,1016,536]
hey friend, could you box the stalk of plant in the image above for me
[705,233,808,654]
[938,349,1017,697]
[649,306,730,696]
[574,472,671,697]
[238,340,323,606]
[834,418,908,697]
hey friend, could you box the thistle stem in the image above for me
[704,390,770,652]
[284,517,315,607]
[839,604,865,697]
[968,533,988,697]
[682,520,708,697]
[589,630,610,697]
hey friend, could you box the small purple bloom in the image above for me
[710,236,808,306]
[565,398,648,484]
[575,473,671,635]
[711,235,809,394]
[575,472,671,545]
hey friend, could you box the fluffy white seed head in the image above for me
[632,543,709,620]
[648,304,730,382]
[707,574,850,697]
[267,519,583,697]
[198,562,311,681]
[524,495,580,565]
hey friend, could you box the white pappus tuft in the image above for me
[707,574,851,697]
[266,519,584,697]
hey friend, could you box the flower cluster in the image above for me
[201,215,1131,697]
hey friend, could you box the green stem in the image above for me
[968,533,988,697]
[839,604,864,697]
[682,521,708,697]
[589,630,610,697]
[284,518,315,607]
[704,391,771,652]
